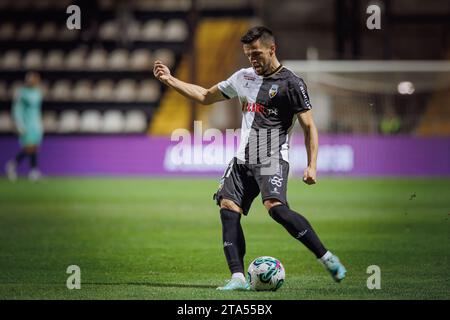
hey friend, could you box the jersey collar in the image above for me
[262,64,283,78]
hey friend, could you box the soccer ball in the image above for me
[247,256,285,291]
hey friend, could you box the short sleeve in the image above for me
[288,78,312,114]
[217,69,242,99]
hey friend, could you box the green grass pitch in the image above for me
[0,177,448,299]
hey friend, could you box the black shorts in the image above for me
[213,157,289,215]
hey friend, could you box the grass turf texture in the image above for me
[0,177,448,300]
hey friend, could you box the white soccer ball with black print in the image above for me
[247,256,285,291]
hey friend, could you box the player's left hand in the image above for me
[303,166,317,185]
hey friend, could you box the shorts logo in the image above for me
[269,176,283,187]
[269,84,279,99]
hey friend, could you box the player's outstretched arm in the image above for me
[298,110,318,185]
[153,60,226,105]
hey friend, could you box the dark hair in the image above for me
[240,26,275,46]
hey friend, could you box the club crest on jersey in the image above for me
[269,84,279,98]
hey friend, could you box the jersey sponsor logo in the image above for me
[242,102,278,116]
[299,83,312,109]
[269,84,279,98]
[243,74,256,81]
[242,102,265,113]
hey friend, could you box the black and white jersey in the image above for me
[218,65,312,164]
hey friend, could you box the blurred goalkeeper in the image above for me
[154,26,346,290]
[5,72,43,181]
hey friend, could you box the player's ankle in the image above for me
[231,272,246,282]
[319,251,333,262]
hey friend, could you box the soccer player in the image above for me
[153,26,347,290]
[5,72,44,181]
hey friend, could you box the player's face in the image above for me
[243,39,275,76]
[25,72,41,87]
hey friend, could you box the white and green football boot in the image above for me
[321,254,347,282]
[216,277,250,291]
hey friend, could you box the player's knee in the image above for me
[220,199,243,214]
[25,146,37,154]
[267,203,290,223]
[264,199,283,212]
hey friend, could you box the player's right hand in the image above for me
[303,166,317,185]
[153,60,171,84]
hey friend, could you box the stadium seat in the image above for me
[164,19,188,41]
[0,23,15,40]
[115,79,137,102]
[140,20,163,41]
[42,111,58,132]
[159,0,189,10]
[99,20,118,40]
[45,50,65,69]
[80,110,102,132]
[153,49,175,68]
[23,50,44,69]
[102,110,125,132]
[2,50,21,69]
[108,49,129,70]
[51,80,72,101]
[72,80,93,101]
[126,21,141,41]
[86,49,108,70]
[0,112,13,132]
[97,0,114,10]
[92,80,114,101]
[124,110,147,132]
[16,22,35,40]
[130,49,152,70]
[58,110,80,133]
[66,48,87,69]
[38,22,58,40]
[138,80,160,102]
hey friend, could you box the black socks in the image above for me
[269,204,327,258]
[14,150,38,169]
[14,150,27,164]
[30,152,38,169]
[220,205,327,274]
[220,208,246,274]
